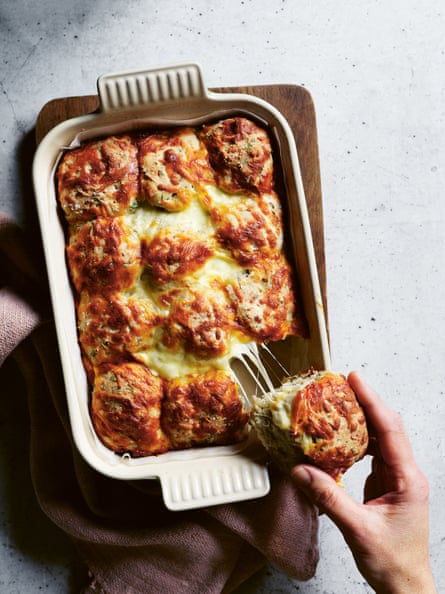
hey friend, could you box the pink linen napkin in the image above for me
[0,212,319,593]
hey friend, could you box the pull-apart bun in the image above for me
[252,369,368,482]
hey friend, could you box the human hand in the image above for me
[292,371,437,594]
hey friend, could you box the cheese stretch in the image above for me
[56,117,308,457]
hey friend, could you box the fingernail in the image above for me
[292,466,312,486]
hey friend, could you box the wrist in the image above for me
[375,567,437,594]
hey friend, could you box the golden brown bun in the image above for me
[162,370,249,449]
[56,135,139,223]
[251,369,368,482]
[91,362,169,457]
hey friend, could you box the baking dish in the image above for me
[32,63,331,510]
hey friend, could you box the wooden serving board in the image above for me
[35,84,328,324]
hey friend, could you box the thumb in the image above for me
[292,465,362,530]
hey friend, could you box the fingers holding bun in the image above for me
[251,369,368,482]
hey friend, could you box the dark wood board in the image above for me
[35,84,328,322]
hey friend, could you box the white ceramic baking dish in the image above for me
[32,63,331,511]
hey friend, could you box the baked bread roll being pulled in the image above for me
[251,369,369,482]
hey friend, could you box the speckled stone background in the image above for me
[1,1,444,592]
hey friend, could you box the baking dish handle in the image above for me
[157,455,270,511]
[97,63,207,113]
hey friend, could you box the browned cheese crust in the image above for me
[138,128,213,211]
[56,135,139,223]
[207,193,283,266]
[77,293,162,380]
[56,117,308,458]
[200,117,274,194]
[66,217,141,294]
[141,230,214,284]
[160,286,234,359]
[91,362,169,457]
[162,370,249,448]
[224,258,307,341]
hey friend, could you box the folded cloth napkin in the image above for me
[0,212,319,593]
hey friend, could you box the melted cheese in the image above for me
[202,182,236,207]
[134,343,231,380]
[267,371,325,431]
[125,196,213,238]
[119,197,252,378]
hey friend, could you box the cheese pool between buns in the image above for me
[251,369,369,481]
